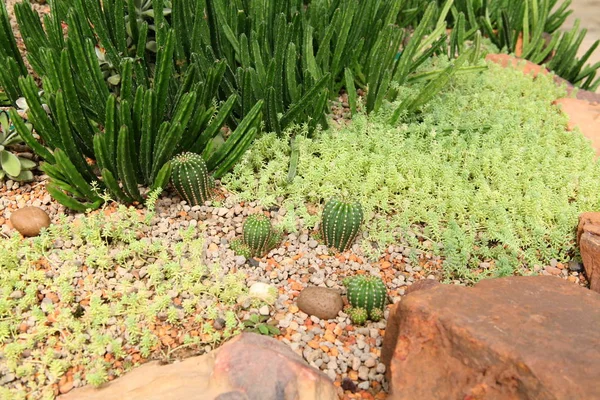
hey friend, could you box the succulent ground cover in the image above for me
[0,0,599,399]
[0,193,249,399]
[224,59,600,280]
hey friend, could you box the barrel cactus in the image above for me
[344,275,387,323]
[242,214,280,258]
[321,198,363,252]
[170,152,213,206]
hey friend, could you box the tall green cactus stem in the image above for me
[321,198,363,252]
[170,152,213,206]
[243,214,276,258]
[344,275,387,321]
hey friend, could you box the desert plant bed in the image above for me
[0,0,599,399]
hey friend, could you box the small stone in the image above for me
[248,258,260,268]
[213,318,226,330]
[297,287,343,320]
[248,282,278,305]
[358,366,369,380]
[235,256,246,266]
[259,305,270,316]
[341,377,357,393]
[308,239,319,249]
[9,290,24,299]
[376,363,386,374]
[10,207,51,237]
[544,266,561,276]
[568,260,583,272]
[351,356,361,371]
[364,358,376,368]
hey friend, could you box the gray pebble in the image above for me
[358,366,369,380]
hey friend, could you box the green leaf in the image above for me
[0,149,21,177]
[258,324,269,335]
[18,157,36,169]
[11,170,33,182]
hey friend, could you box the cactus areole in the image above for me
[321,198,363,252]
[171,152,213,206]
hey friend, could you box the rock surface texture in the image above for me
[578,212,600,292]
[381,276,600,400]
[9,206,51,237]
[296,286,344,320]
[58,333,337,400]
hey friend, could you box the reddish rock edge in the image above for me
[578,212,600,292]
[382,276,600,400]
[58,333,337,400]
[486,54,600,156]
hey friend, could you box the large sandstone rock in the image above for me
[59,333,337,400]
[296,286,344,320]
[553,98,600,156]
[382,276,600,400]
[578,212,600,292]
[9,206,51,237]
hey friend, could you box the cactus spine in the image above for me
[243,214,276,258]
[321,198,363,252]
[170,152,213,206]
[344,275,387,323]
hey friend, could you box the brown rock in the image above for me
[404,279,440,295]
[9,206,51,237]
[580,232,600,292]
[382,276,600,400]
[578,212,600,292]
[553,98,600,156]
[59,333,336,400]
[485,53,549,78]
[296,286,344,320]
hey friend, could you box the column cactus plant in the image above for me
[321,198,363,252]
[231,214,281,259]
[170,152,213,206]
[343,275,387,324]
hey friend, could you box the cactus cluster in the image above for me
[344,275,387,325]
[170,152,213,206]
[321,198,363,252]
[231,214,281,259]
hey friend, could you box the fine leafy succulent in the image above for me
[231,214,282,258]
[0,111,35,181]
[321,198,363,252]
[170,152,213,206]
[344,275,387,324]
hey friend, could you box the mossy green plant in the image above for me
[0,196,247,399]
[223,57,600,281]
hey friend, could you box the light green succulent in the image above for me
[0,111,36,181]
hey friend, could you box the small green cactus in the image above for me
[321,198,363,252]
[344,275,387,322]
[230,238,252,259]
[170,152,213,206]
[348,307,368,325]
[369,308,384,322]
[232,214,281,258]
